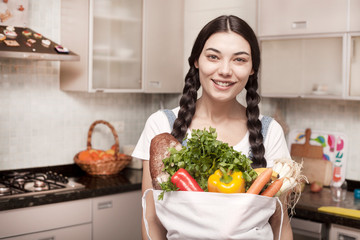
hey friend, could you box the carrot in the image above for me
[261,178,284,197]
[246,168,273,195]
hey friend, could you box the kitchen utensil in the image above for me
[288,129,348,185]
[293,156,333,186]
[74,120,132,175]
[318,207,360,219]
[290,128,324,159]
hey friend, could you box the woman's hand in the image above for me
[142,161,167,240]
[269,194,293,240]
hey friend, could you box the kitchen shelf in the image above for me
[0,26,79,61]
[93,56,140,62]
[93,14,141,23]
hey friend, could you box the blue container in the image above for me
[354,189,360,199]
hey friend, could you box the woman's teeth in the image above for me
[213,80,233,87]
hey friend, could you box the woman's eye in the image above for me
[207,55,218,60]
[234,57,246,62]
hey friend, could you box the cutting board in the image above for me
[288,128,348,185]
[293,156,333,186]
[290,128,323,159]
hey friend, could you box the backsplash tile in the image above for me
[0,58,179,170]
[262,98,360,181]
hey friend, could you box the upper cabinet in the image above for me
[348,34,360,98]
[260,36,344,98]
[60,0,184,93]
[258,0,360,100]
[258,0,348,37]
[349,0,360,32]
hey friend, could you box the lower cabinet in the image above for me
[0,190,142,240]
[4,224,92,240]
[92,191,142,240]
[0,198,92,240]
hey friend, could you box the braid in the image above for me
[246,75,266,168]
[171,66,200,143]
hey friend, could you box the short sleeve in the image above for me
[131,110,173,161]
[263,120,291,167]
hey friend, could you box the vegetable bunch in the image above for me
[160,128,257,196]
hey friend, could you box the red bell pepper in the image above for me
[171,168,204,192]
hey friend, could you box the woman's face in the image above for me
[195,31,254,102]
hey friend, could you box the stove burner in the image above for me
[0,170,84,199]
[0,187,10,195]
[13,177,25,188]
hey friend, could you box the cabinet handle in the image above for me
[352,39,356,60]
[98,200,113,210]
[38,237,55,240]
[291,21,307,29]
[149,81,161,88]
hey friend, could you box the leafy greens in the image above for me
[159,127,257,197]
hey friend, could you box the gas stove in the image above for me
[0,170,85,199]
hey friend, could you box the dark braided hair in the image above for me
[171,15,266,168]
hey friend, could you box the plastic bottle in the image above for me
[330,180,347,202]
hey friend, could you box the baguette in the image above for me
[149,133,182,189]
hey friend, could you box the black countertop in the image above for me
[0,164,142,211]
[1,164,359,229]
[293,186,360,229]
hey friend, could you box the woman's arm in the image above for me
[142,161,167,240]
[269,194,293,240]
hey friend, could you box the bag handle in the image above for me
[276,197,284,240]
[142,189,153,240]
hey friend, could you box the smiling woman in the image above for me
[132,15,293,240]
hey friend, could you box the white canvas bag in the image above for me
[142,189,283,240]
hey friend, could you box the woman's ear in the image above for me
[250,69,254,75]
[194,61,199,69]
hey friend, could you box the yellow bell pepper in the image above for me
[208,169,245,193]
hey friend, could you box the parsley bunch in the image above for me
[160,127,257,194]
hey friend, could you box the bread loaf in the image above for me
[149,133,182,189]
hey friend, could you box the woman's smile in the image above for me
[212,79,237,88]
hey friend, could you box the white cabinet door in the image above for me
[349,0,360,32]
[142,0,184,93]
[92,190,142,240]
[348,35,360,98]
[4,223,92,240]
[260,36,344,98]
[91,0,143,91]
[0,199,92,239]
[258,0,348,36]
[60,0,184,93]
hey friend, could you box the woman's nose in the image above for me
[218,61,232,76]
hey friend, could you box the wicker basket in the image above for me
[74,120,132,176]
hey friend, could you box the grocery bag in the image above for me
[142,189,283,240]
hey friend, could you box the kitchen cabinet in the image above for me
[349,0,360,32]
[60,0,184,93]
[4,224,91,240]
[258,0,360,100]
[92,190,142,240]
[0,199,92,239]
[348,34,360,98]
[260,35,345,98]
[258,0,348,37]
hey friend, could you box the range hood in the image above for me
[0,25,79,61]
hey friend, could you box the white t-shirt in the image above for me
[132,107,290,167]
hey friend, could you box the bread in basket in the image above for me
[74,120,132,175]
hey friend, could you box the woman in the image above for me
[133,15,293,240]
